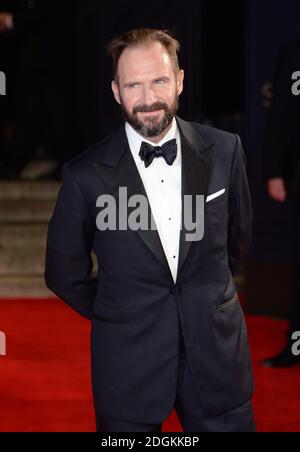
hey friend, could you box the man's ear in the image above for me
[177,69,184,96]
[111,80,121,105]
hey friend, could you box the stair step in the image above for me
[0,181,60,201]
[0,201,55,224]
[0,276,54,298]
[0,248,98,277]
[0,180,100,297]
[0,249,46,276]
[0,224,48,249]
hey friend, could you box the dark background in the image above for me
[0,0,243,158]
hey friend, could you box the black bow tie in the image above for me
[139,139,177,168]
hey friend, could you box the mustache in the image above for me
[132,102,168,114]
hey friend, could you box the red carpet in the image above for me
[0,298,300,432]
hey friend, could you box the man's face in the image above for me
[111,42,184,139]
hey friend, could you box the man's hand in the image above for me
[0,13,14,33]
[267,178,287,203]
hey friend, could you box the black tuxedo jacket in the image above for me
[45,117,254,423]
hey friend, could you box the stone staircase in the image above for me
[0,181,60,297]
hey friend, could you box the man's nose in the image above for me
[142,87,157,105]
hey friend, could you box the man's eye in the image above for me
[128,83,139,88]
[155,80,165,85]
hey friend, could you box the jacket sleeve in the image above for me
[45,163,97,319]
[227,134,253,276]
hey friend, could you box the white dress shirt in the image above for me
[125,118,182,283]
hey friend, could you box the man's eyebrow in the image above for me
[124,76,171,88]
[124,81,140,88]
[153,76,170,82]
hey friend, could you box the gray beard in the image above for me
[120,97,179,138]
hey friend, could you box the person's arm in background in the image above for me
[263,43,291,203]
[228,134,253,276]
[0,0,35,34]
[0,0,16,31]
[45,164,97,320]
[0,12,13,33]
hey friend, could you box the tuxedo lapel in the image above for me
[176,117,216,280]
[93,125,170,273]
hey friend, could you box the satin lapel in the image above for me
[92,125,170,272]
[176,117,216,280]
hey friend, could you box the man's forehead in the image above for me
[118,42,172,74]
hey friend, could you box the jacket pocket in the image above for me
[93,297,136,324]
[217,293,238,311]
[93,314,131,324]
[206,192,228,212]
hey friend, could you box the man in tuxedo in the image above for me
[263,39,300,368]
[45,28,255,432]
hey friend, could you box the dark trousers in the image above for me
[95,323,256,433]
[289,195,300,333]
